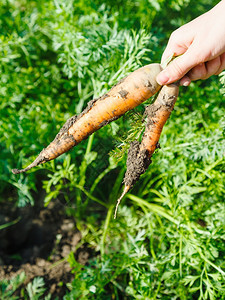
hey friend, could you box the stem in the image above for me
[179,232,183,278]
[77,134,95,213]
[100,205,114,256]
[90,166,112,194]
[140,204,157,260]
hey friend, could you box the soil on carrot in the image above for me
[123,84,179,190]
[54,115,78,140]
[124,140,152,188]
[0,198,91,298]
[123,103,162,188]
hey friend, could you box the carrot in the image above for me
[114,83,179,218]
[12,63,162,174]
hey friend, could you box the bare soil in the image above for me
[0,199,90,298]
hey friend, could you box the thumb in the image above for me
[157,50,198,85]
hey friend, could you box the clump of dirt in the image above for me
[124,140,152,188]
[0,199,91,298]
[123,83,179,189]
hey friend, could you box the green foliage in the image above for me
[26,277,50,300]
[0,273,51,300]
[65,202,225,299]
[63,78,225,299]
[1,0,224,299]
[0,217,20,230]
[0,272,26,300]
[220,71,225,95]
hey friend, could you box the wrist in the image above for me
[217,0,225,8]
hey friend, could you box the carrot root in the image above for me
[12,63,162,174]
[124,83,179,188]
[114,83,179,215]
[114,185,130,219]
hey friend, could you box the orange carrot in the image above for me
[114,83,179,218]
[12,63,162,174]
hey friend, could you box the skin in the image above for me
[156,0,225,86]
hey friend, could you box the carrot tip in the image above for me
[12,169,22,174]
[12,168,30,174]
[114,185,130,219]
[11,150,50,175]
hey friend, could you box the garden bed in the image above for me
[0,199,90,298]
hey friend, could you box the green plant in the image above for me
[220,71,225,95]
[1,1,224,299]
[0,273,51,300]
[0,272,26,300]
[26,277,51,300]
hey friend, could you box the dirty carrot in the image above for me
[12,63,162,174]
[114,83,179,218]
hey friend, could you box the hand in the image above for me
[156,0,225,86]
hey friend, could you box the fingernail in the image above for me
[156,72,170,85]
[182,80,190,87]
[180,77,191,87]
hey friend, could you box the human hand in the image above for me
[156,0,225,86]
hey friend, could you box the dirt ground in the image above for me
[0,198,90,298]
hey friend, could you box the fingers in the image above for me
[161,44,188,65]
[180,54,225,84]
[157,47,199,85]
[179,76,191,87]
[215,53,225,75]
[187,63,207,81]
[158,0,225,85]
[158,52,225,86]
[161,27,194,64]
[188,57,221,81]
